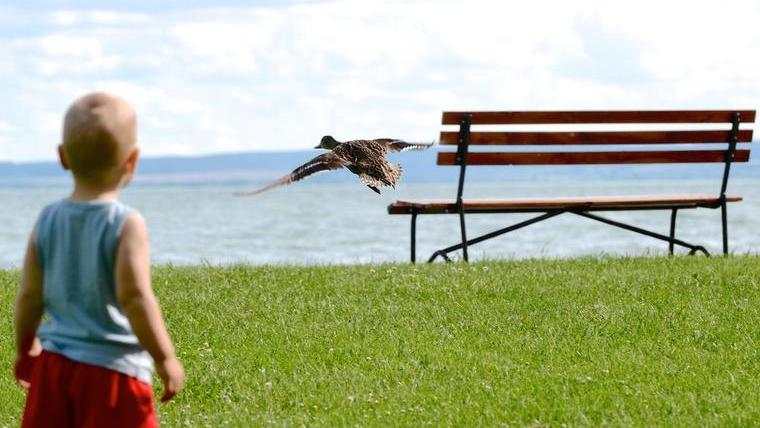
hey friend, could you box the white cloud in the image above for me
[13,34,123,76]
[1,0,759,162]
[171,18,281,73]
[580,0,760,83]
[37,35,102,56]
[49,10,152,26]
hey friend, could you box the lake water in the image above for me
[1,178,758,268]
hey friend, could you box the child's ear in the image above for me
[124,147,140,174]
[57,145,70,170]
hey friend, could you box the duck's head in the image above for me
[315,135,339,150]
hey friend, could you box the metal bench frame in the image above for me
[396,111,748,263]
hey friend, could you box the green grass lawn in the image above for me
[1,257,759,426]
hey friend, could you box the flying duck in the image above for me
[237,136,433,195]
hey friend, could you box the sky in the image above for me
[1,0,759,162]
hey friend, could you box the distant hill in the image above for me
[1,149,759,187]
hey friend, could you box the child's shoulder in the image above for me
[105,200,142,231]
[36,198,69,223]
[41,197,68,211]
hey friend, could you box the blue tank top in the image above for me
[35,198,153,383]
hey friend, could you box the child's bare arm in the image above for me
[115,213,184,402]
[15,232,43,352]
[14,232,44,387]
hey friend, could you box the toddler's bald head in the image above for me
[62,92,137,185]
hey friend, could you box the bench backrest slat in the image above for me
[439,130,754,146]
[437,150,751,166]
[442,110,757,125]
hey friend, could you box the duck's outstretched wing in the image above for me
[235,152,349,196]
[376,139,435,153]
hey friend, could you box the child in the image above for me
[14,92,184,427]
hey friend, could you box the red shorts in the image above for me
[21,351,158,428]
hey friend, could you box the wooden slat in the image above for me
[439,130,754,145]
[436,150,751,165]
[442,110,756,125]
[387,194,743,214]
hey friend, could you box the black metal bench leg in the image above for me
[669,209,678,255]
[721,201,729,256]
[410,212,417,264]
[459,209,469,262]
[428,250,452,263]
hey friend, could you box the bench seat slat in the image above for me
[439,130,754,146]
[437,150,750,165]
[388,194,742,214]
[442,110,756,125]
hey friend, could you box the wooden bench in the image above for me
[388,110,755,262]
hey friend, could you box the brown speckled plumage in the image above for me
[237,136,433,195]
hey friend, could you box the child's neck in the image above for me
[70,181,120,202]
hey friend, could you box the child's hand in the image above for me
[14,337,42,389]
[155,356,184,402]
